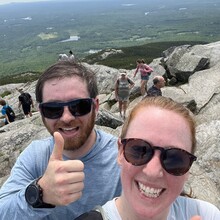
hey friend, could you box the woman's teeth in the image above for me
[138,182,162,198]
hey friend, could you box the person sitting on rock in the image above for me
[0,99,15,125]
[145,75,166,97]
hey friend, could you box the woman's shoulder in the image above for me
[171,196,220,219]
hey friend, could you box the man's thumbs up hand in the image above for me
[37,132,85,206]
[50,132,65,161]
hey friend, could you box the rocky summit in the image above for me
[0,41,220,208]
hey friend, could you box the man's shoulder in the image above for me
[31,136,53,145]
[96,129,117,140]
[27,136,54,152]
[95,129,118,152]
[147,86,160,96]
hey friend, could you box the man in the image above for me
[0,61,121,219]
[146,75,165,97]
[69,50,75,61]
[58,53,68,61]
[18,89,34,117]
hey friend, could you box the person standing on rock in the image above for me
[133,59,153,96]
[0,60,121,220]
[115,72,135,120]
[18,89,34,118]
[69,50,75,61]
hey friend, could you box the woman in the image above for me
[75,96,220,220]
[115,72,135,119]
[134,59,153,96]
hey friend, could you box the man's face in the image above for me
[40,76,99,151]
[159,77,165,88]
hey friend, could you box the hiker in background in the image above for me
[115,72,134,120]
[58,53,68,61]
[0,99,15,125]
[133,59,153,96]
[69,50,75,61]
[18,89,34,118]
[145,75,166,97]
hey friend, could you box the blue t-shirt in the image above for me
[0,129,122,220]
[1,104,14,123]
[1,105,8,115]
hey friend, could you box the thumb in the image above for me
[50,131,64,161]
[190,216,202,220]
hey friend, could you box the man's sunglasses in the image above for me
[39,98,93,119]
[121,138,197,176]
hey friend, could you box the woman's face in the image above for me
[117,106,192,220]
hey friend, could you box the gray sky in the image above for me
[0,0,53,5]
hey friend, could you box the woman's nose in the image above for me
[142,151,164,178]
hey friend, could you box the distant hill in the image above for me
[0,0,219,78]
[0,40,207,86]
[83,40,207,69]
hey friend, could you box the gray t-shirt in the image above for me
[102,196,220,220]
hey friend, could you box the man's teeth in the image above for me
[62,127,74,131]
[138,182,162,198]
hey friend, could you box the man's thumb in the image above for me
[51,131,64,161]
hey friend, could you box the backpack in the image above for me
[6,106,16,122]
[75,206,107,220]
[21,93,32,105]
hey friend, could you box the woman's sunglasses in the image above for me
[39,98,93,119]
[121,138,197,176]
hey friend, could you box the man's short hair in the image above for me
[153,77,160,85]
[35,61,98,103]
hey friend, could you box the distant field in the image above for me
[0,0,219,81]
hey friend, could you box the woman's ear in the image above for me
[117,138,124,166]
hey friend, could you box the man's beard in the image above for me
[42,109,96,151]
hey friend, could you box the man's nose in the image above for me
[60,106,75,122]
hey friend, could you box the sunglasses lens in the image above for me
[123,139,153,166]
[162,148,195,176]
[41,105,63,119]
[69,99,92,116]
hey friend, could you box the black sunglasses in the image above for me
[121,138,197,176]
[39,98,93,119]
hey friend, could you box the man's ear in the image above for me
[117,138,124,166]
[94,97,99,114]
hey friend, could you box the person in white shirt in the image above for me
[76,96,220,220]
[69,50,75,61]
